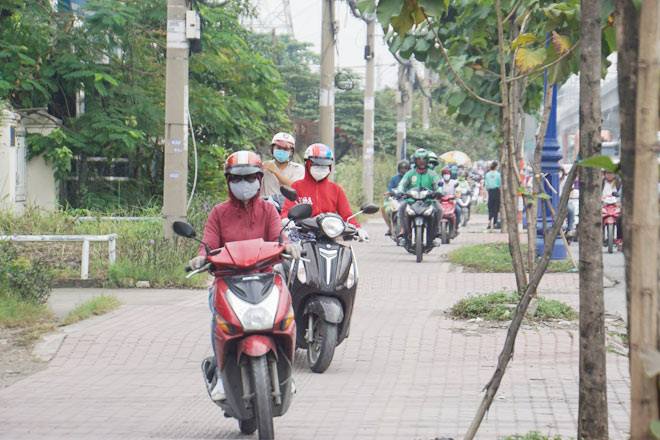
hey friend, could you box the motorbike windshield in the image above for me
[224,273,275,305]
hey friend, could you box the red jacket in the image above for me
[280,170,360,227]
[198,189,283,256]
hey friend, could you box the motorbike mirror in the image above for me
[280,185,298,202]
[288,203,312,220]
[360,203,380,215]
[611,191,619,197]
[173,221,196,238]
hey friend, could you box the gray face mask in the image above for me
[229,180,261,201]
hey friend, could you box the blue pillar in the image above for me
[536,70,567,260]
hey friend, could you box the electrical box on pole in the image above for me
[186,10,201,40]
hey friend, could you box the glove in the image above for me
[285,243,302,259]
[189,255,206,270]
[357,228,369,242]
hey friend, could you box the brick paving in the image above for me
[0,215,630,439]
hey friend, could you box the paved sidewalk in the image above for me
[0,216,631,439]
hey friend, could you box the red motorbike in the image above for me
[601,193,620,253]
[172,202,311,439]
[439,194,457,244]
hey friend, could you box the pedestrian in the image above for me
[485,161,501,230]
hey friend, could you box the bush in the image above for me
[334,153,398,208]
[0,242,52,304]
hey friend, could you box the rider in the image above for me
[261,132,305,198]
[280,143,369,241]
[428,151,440,171]
[382,160,411,236]
[395,148,443,246]
[440,167,461,236]
[188,150,301,402]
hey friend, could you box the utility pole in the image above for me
[163,0,190,238]
[422,66,432,130]
[396,62,408,160]
[320,0,335,157]
[405,63,414,120]
[362,16,375,203]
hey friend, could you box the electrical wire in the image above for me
[187,111,198,211]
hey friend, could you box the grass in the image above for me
[474,203,489,215]
[449,242,575,273]
[0,295,54,329]
[501,432,566,440]
[335,153,398,209]
[0,197,215,288]
[451,291,577,321]
[61,295,122,326]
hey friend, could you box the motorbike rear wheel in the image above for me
[307,316,338,374]
[607,223,614,254]
[250,355,274,439]
[441,222,449,244]
[415,224,423,263]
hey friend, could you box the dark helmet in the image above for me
[397,160,410,174]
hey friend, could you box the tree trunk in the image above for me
[577,0,608,437]
[616,0,639,332]
[629,0,660,437]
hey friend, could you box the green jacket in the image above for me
[397,169,442,195]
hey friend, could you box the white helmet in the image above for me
[271,132,295,149]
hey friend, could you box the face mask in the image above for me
[443,174,451,181]
[310,165,331,181]
[273,149,290,163]
[229,180,260,201]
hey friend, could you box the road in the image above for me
[0,215,630,439]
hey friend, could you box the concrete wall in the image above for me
[0,109,24,214]
[22,113,60,211]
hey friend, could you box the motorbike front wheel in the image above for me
[307,316,338,373]
[415,224,424,263]
[441,222,449,244]
[250,355,274,439]
[239,418,257,435]
[607,223,614,254]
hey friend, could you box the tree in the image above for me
[0,0,290,209]
[577,0,608,437]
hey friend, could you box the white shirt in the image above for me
[602,180,615,198]
[261,160,305,197]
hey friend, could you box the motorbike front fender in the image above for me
[414,216,425,226]
[237,335,277,360]
[603,216,617,225]
[304,296,344,324]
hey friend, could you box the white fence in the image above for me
[0,234,118,280]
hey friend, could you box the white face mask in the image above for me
[310,165,330,181]
[443,174,451,182]
[229,180,261,200]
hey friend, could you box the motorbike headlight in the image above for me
[346,263,356,289]
[320,216,345,238]
[406,205,415,216]
[226,285,279,331]
[423,205,434,216]
[391,200,401,210]
[296,260,307,283]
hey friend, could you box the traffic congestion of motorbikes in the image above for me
[170,132,617,439]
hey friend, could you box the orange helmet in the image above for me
[224,151,263,176]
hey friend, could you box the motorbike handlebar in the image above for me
[185,265,192,273]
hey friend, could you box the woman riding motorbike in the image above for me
[188,150,301,401]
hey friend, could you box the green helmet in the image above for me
[413,148,429,159]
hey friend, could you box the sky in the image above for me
[247,0,401,90]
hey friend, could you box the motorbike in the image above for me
[283,202,379,372]
[602,193,620,253]
[398,187,441,262]
[456,188,472,227]
[386,190,403,241]
[263,194,286,214]
[439,194,457,244]
[171,199,312,440]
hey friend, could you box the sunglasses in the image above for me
[228,174,259,184]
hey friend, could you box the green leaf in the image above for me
[511,33,537,50]
[418,0,446,17]
[389,35,404,53]
[551,31,571,55]
[650,420,660,439]
[601,0,615,27]
[391,8,415,35]
[515,47,546,72]
[376,0,403,29]
[357,0,376,15]
[459,98,475,115]
[603,26,616,53]
[448,91,467,107]
[578,155,621,174]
